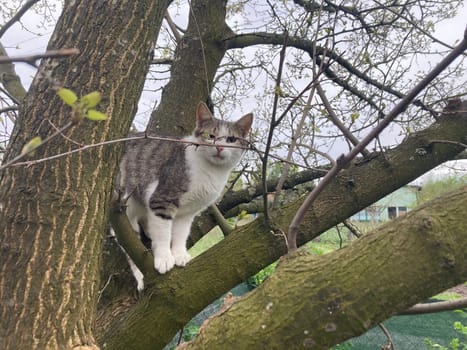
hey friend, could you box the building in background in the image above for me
[351,185,421,223]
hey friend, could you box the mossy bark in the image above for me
[180,187,467,349]
[0,1,168,348]
[100,105,467,349]
[0,42,27,102]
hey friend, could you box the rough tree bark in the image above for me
[179,186,467,349]
[0,1,169,348]
[95,0,234,334]
[100,103,467,349]
[147,0,232,136]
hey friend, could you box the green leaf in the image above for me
[21,136,42,155]
[86,109,108,121]
[350,113,360,122]
[57,88,78,107]
[81,91,102,108]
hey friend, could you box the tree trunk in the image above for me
[147,0,231,136]
[179,186,467,350]
[100,103,467,349]
[0,1,168,348]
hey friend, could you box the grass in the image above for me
[189,227,224,258]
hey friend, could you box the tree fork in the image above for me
[0,1,169,348]
[100,102,467,349]
[179,186,467,349]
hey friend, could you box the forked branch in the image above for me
[287,26,467,252]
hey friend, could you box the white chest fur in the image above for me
[177,147,231,217]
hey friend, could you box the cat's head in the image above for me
[192,102,253,168]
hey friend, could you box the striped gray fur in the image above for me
[115,102,253,290]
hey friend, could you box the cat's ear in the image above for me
[196,102,214,127]
[235,113,253,137]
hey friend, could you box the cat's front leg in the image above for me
[171,216,193,267]
[145,213,175,274]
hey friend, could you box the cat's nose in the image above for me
[216,146,224,153]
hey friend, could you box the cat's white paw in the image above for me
[153,251,175,274]
[172,249,191,267]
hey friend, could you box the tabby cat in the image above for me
[117,102,253,289]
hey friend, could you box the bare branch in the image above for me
[342,220,362,239]
[0,48,80,67]
[164,10,183,42]
[0,0,40,39]
[316,81,369,157]
[209,205,233,236]
[429,139,467,149]
[225,32,436,116]
[262,34,289,223]
[401,297,467,315]
[109,194,153,277]
[287,28,467,252]
[0,105,18,114]
[0,120,75,170]
[378,323,396,350]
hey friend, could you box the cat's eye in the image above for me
[226,136,237,143]
[201,132,216,140]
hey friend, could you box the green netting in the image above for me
[340,308,466,350]
[165,283,466,350]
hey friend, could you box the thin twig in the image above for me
[316,81,370,157]
[429,139,467,149]
[0,105,18,112]
[400,297,467,315]
[378,323,396,350]
[46,118,84,147]
[209,205,233,236]
[0,83,22,105]
[0,0,40,39]
[287,26,467,252]
[261,33,289,224]
[164,10,182,42]
[1,131,321,174]
[272,86,317,210]
[342,220,362,239]
[0,120,75,170]
[224,163,248,194]
[187,0,211,97]
[97,273,117,304]
[0,48,80,67]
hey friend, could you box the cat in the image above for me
[116,102,253,290]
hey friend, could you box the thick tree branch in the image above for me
[288,34,467,250]
[0,1,170,348]
[147,0,232,135]
[99,104,467,350]
[179,188,467,349]
[0,42,27,102]
[109,195,153,276]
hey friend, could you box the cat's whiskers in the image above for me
[115,102,253,289]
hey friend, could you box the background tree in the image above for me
[0,1,466,349]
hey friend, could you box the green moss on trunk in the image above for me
[101,107,467,349]
[181,187,467,349]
